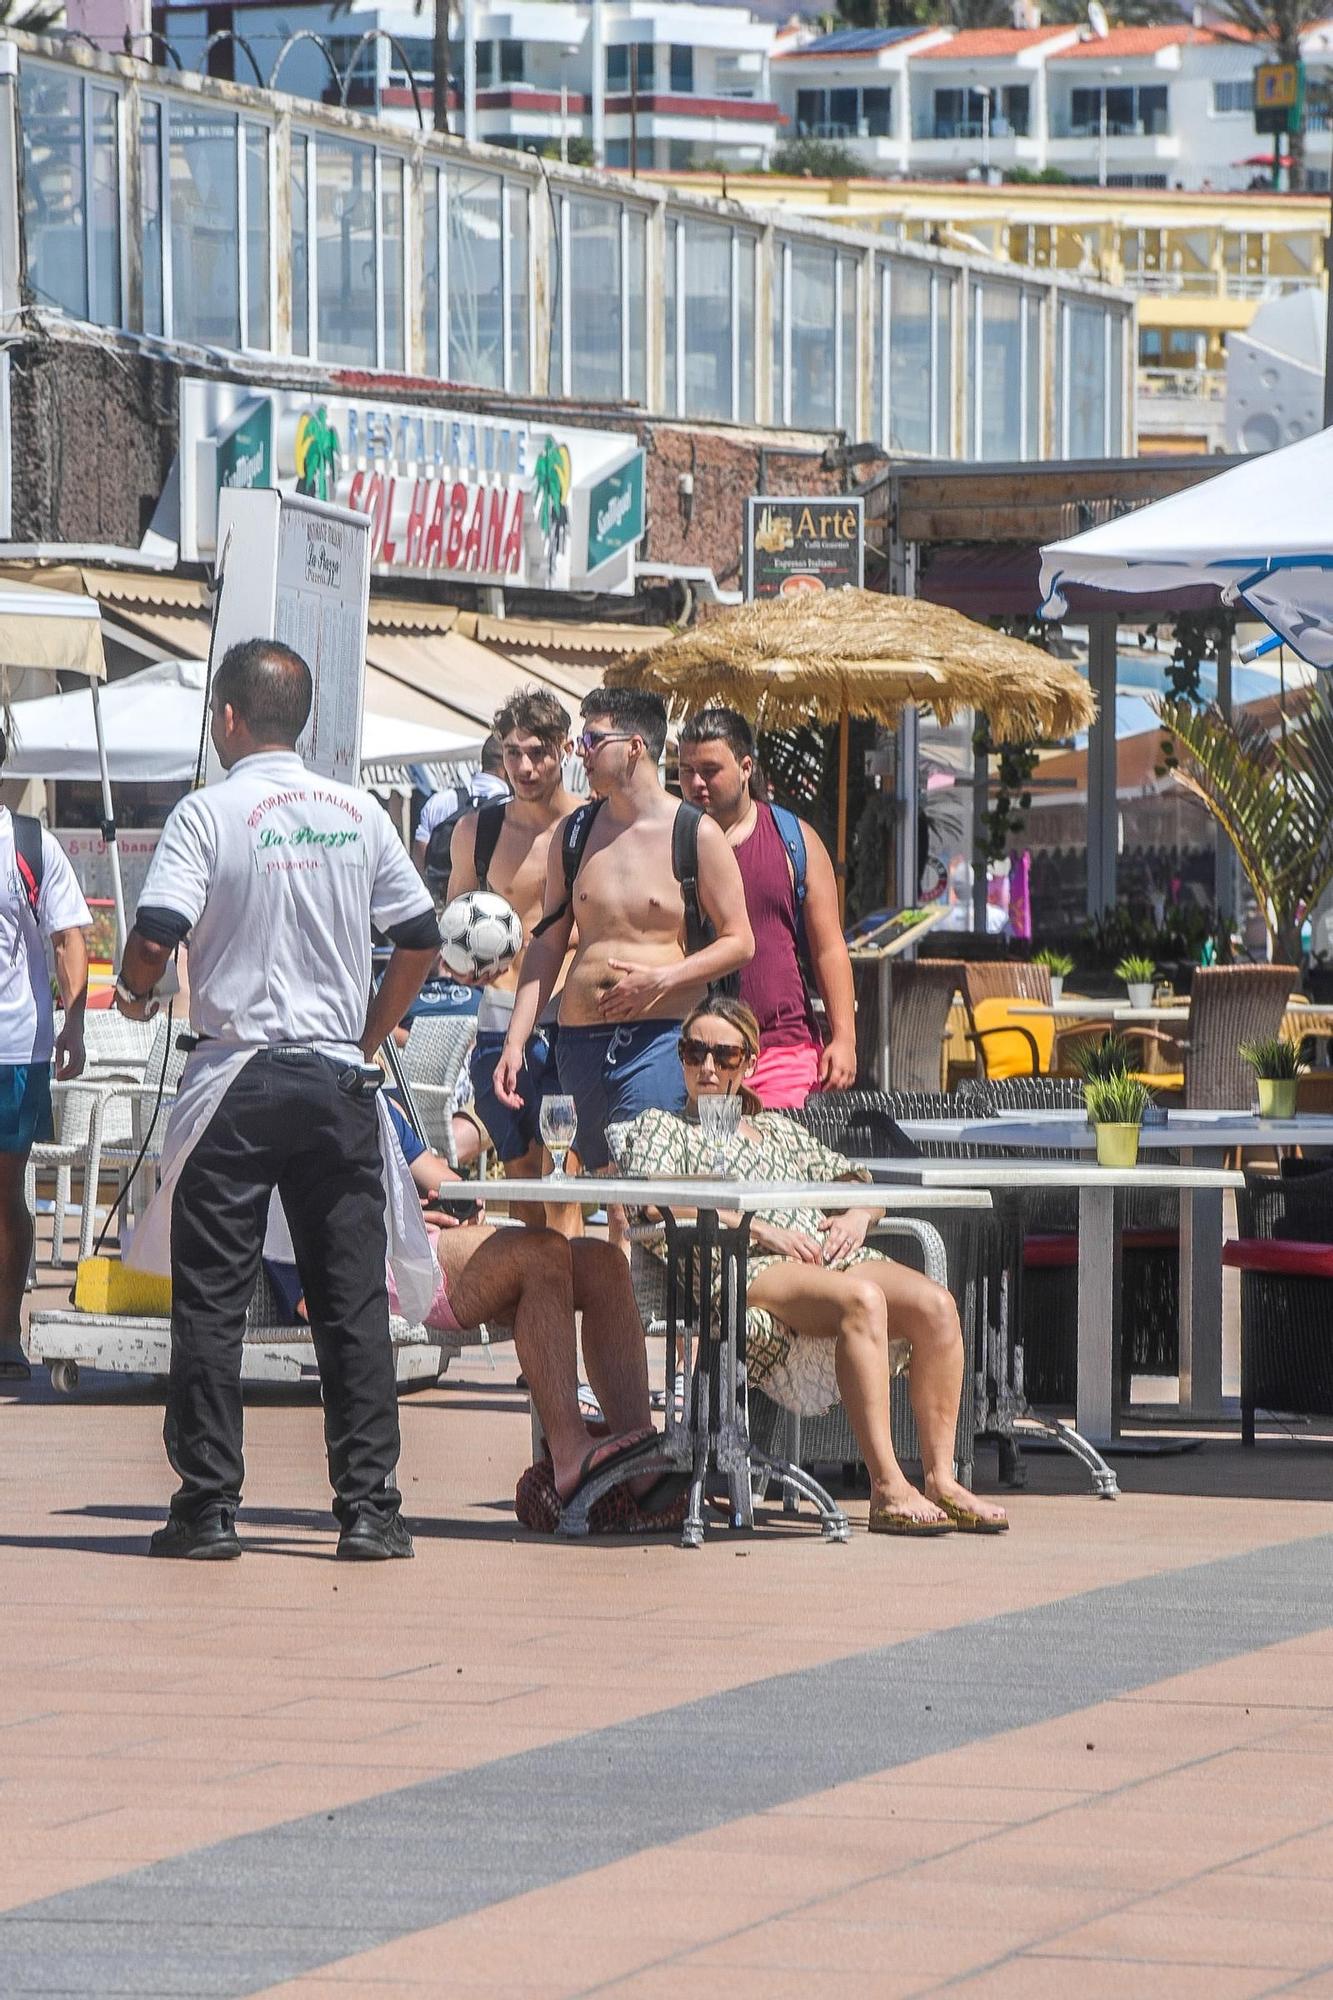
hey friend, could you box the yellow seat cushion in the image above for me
[971,998,1054,1080]
[1137,1070,1184,1093]
[74,1258,171,1316]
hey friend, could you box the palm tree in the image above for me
[1157,686,1333,962]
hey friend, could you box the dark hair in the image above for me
[493,687,571,749]
[679,706,755,763]
[480,733,506,774]
[581,686,668,762]
[212,639,312,744]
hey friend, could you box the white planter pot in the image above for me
[1127,983,1153,1009]
[1049,976,1064,1004]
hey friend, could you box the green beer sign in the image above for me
[585,454,645,572]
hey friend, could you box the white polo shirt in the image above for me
[0,812,92,1066]
[138,751,433,1049]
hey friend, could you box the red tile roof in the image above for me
[1057,23,1254,57]
[915,26,1079,60]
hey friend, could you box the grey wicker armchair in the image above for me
[1229,1168,1333,1445]
[1180,965,1300,1110]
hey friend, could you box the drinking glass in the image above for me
[697,1091,742,1178]
[540,1095,578,1180]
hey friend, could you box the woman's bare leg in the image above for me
[855,1260,1007,1528]
[747,1263,946,1523]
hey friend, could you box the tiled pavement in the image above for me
[4,1334,1333,1998]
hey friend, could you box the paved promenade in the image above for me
[3,1350,1333,1999]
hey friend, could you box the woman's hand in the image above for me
[817,1209,872,1264]
[753,1221,823,1264]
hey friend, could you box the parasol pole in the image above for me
[836,696,849,921]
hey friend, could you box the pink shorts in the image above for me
[387,1225,465,1334]
[749,1039,821,1110]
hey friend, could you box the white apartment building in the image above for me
[774,20,1269,192]
[160,0,781,171]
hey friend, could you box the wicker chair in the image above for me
[959,963,1124,1081]
[1180,965,1301,1109]
[1227,1167,1333,1445]
[886,961,964,1093]
[397,1013,484,1172]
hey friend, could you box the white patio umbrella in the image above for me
[4,659,482,782]
[1039,424,1333,670]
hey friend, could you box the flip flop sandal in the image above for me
[932,1495,1010,1534]
[557,1427,658,1511]
[868,1504,954,1537]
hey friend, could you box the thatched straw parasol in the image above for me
[608,588,1096,909]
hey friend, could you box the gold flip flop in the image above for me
[868,1503,954,1537]
[931,1495,1009,1535]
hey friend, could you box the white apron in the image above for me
[124,1041,438,1327]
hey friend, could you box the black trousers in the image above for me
[166,1049,400,1527]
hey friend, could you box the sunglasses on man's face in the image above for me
[678,1037,747,1072]
[577,728,633,755]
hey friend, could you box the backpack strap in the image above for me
[670,801,711,959]
[472,801,508,892]
[532,797,604,939]
[768,803,807,911]
[12,814,44,924]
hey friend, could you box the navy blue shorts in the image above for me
[0,1063,52,1155]
[555,1021,686,1172]
[470,1026,559,1164]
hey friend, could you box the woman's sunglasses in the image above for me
[678,1037,747,1072]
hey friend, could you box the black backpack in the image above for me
[423,790,505,900]
[11,814,44,923]
[534,798,720,967]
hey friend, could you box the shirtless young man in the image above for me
[495,687,754,1181]
[448,689,581,1231]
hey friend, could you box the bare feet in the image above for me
[924,1473,1009,1532]
[869,1479,950,1528]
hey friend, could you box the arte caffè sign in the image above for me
[180,381,646,595]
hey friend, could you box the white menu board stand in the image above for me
[206,490,372,786]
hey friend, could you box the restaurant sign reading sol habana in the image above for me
[179,381,646,596]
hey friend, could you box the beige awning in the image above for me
[0,577,106,679]
[464,612,674,656]
[364,628,602,736]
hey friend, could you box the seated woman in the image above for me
[610,997,1007,1536]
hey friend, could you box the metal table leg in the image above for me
[1178,1147,1224,1421]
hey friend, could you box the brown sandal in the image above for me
[868,1502,954,1537]
[932,1494,1009,1535]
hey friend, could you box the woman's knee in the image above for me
[913,1279,962,1355]
[839,1277,889,1342]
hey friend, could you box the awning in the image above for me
[0,577,106,679]
[464,613,674,656]
[365,628,603,735]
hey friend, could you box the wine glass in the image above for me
[539,1095,578,1181]
[697,1091,742,1178]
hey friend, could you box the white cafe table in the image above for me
[869,1157,1243,1468]
[1010,999,1191,1026]
[485,1175,992,1545]
[893,1109,1333,1426]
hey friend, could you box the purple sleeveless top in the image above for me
[735,803,818,1051]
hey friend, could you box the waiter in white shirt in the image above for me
[0,738,91,1382]
[115,639,440,1563]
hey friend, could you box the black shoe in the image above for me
[336,1512,414,1562]
[148,1508,241,1560]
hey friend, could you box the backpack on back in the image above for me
[11,814,44,924]
[535,798,715,959]
[423,789,503,900]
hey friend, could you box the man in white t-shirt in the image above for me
[0,748,91,1382]
[116,639,439,1562]
[411,735,509,873]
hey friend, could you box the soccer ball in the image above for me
[438,890,524,981]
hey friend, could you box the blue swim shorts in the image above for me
[555,1021,686,1172]
[470,1026,559,1164]
[0,1063,53,1155]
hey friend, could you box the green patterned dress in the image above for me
[609,1106,912,1414]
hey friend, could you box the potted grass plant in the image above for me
[1239,1036,1304,1120]
[1085,1072,1154,1169]
[1034,947,1075,1004]
[1115,954,1156,1010]
[1068,1033,1135,1116]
